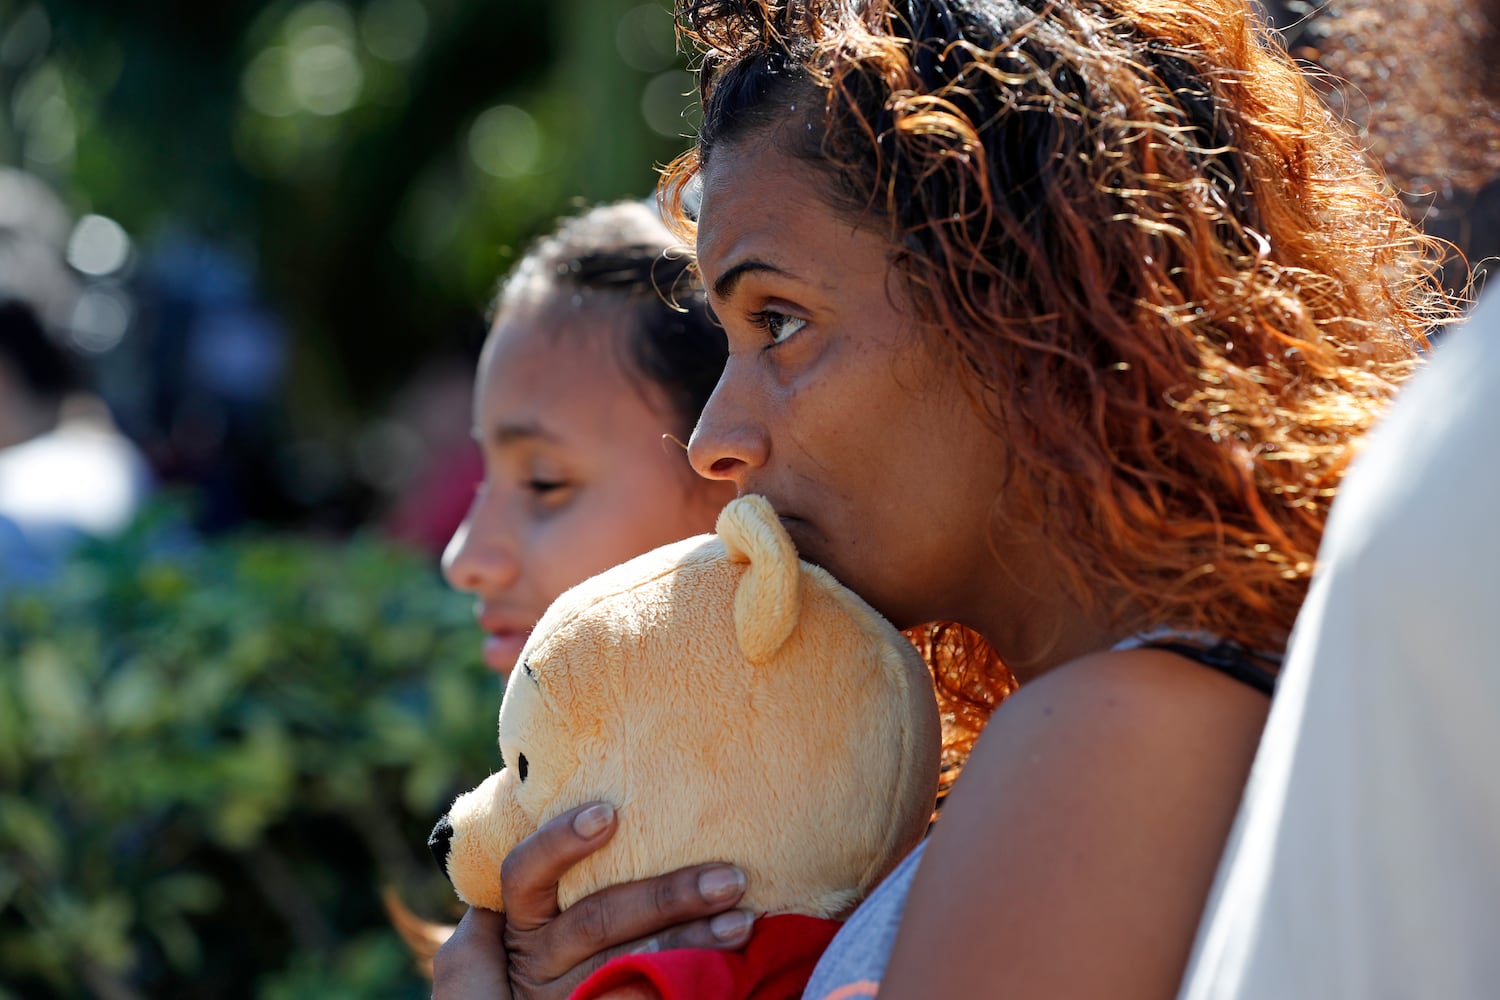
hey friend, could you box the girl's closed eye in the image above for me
[751,308,807,345]
[525,477,575,509]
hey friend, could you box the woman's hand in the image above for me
[433,907,513,1000]
[499,801,756,1000]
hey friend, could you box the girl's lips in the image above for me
[482,631,527,677]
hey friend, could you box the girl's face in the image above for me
[444,296,733,677]
[687,138,1019,637]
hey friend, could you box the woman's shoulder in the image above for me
[877,642,1271,997]
[958,643,1272,816]
[1015,640,1275,723]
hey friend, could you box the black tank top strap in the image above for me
[1142,639,1279,697]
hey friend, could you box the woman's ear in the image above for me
[716,495,801,663]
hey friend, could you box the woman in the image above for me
[441,200,735,679]
[434,2,1451,996]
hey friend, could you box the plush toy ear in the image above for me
[716,495,801,663]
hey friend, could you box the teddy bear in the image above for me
[427,494,942,999]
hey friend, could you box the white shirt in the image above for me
[0,420,150,584]
[1180,291,1500,999]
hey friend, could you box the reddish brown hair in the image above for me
[664,0,1455,764]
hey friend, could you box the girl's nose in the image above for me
[442,491,520,594]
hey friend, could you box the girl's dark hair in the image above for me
[496,201,725,438]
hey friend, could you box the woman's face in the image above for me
[687,137,1013,633]
[444,296,733,677]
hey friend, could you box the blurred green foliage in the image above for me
[3,0,697,426]
[0,508,503,998]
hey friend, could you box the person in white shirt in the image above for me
[1180,3,1500,994]
[0,299,150,587]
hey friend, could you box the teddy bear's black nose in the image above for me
[429,814,454,871]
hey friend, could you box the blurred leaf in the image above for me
[0,796,59,875]
[19,643,90,755]
[0,863,20,911]
[0,508,493,997]
[101,662,167,734]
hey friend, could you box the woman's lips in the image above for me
[482,630,527,676]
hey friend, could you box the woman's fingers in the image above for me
[500,802,620,930]
[507,880,756,998]
[530,862,749,955]
[432,907,513,1000]
[498,801,754,999]
[622,904,758,954]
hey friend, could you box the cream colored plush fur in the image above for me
[436,494,941,921]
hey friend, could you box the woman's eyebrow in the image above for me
[711,258,798,301]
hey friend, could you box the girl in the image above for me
[441,200,734,679]
[395,200,733,967]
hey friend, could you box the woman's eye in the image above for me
[526,479,569,496]
[753,309,807,345]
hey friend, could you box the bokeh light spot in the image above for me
[640,70,694,138]
[242,47,298,118]
[467,105,540,179]
[361,0,428,62]
[0,4,52,68]
[289,33,363,116]
[69,286,133,353]
[25,93,75,165]
[286,1,357,40]
[615,4,678,73]
[66,214,132,276]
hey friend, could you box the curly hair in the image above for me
[663,0,1455,767]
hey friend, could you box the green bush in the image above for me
[0,510,501,999]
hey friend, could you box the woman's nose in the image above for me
[441,493,520,594]
[687,365,769,487]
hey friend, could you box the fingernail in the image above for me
[698,867,746,902]
[573,803,614,838]
[710,910,754,941]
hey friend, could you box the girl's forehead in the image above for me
[476,307,671,443]
[482,294,630,377]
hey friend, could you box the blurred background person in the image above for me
[0,167,151,586]
[132,233,291,532]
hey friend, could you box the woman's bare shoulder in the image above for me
[1011,644,1273,732]
[880,646,1270,999]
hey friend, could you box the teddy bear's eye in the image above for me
[517,753,529,782]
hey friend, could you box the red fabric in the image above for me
[572,914,841,1000]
